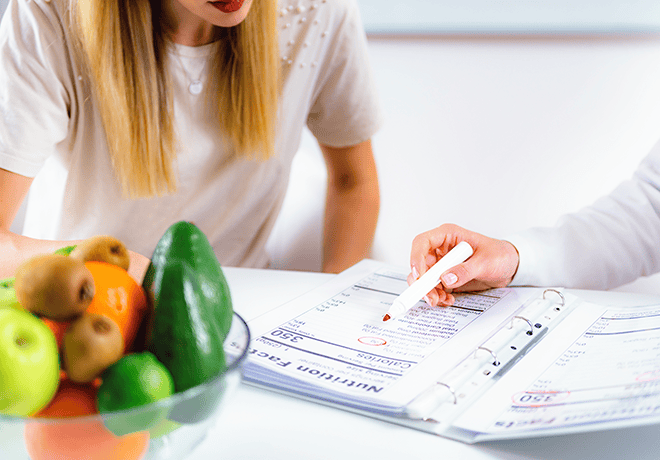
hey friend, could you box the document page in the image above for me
[452,301,660,440]
[244,260,534,414]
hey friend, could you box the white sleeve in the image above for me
[305,0,383,147]
[508,139,660,289]
[0,0,72,177]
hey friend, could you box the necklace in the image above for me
[172,51,209,95]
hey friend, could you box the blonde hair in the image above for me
[69,0,279,198]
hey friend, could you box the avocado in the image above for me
[144,221,233,337]
[143,222,234,424]
[146,259,227,391]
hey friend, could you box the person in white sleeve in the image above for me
[406,139,660,306]
[0,0,383,281]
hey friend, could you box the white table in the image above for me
[190,267,660,460]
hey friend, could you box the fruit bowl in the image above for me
[0,312,251,460]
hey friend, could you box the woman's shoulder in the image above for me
[1,0,78,88]
[3,0,68,37]
[8,0,67,21]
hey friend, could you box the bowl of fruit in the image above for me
[0,222,250,460]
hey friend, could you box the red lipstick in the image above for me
[210,0,244,13]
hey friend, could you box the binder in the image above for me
[236,260,660,443]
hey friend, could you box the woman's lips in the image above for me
[210,0,244,13]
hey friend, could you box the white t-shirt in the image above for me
[0,0,382,267]
[508,138,660,290]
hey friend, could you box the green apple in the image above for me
[0,308,60,416]
[0,277,19,310]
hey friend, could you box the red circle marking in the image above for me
[511,391,570,407]
[358,337,387,346]
[637,369,660,382]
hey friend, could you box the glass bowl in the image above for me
[0,312,250,460]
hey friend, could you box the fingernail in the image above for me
[442,272,458,286]
[424,295,432,306]
[412,266,420,280]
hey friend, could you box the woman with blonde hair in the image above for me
[0,0,382,279]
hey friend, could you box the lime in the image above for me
[97,352,174,436]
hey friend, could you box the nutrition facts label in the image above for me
[246,262,513,403]
[488,304,660,431]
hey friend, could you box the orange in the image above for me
[25,379,150,460]
[84,261,149,352]
[41,262,148,353]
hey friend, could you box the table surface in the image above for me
[189,267,660,460]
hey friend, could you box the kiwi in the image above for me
[70,235,130,271]
[63,313,124,383]
[14,254,95,320]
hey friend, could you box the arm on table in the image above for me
[0,168,150,282]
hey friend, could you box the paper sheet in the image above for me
[244,260,533,413]
[452,301,660,439]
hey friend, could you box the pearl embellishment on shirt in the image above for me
[279,0,329,70]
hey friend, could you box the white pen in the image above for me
[383,241,474,321]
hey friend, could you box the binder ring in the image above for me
[475,346,500,366]
[543,288,565,306]
[511,315,534,335]
[435,382,457,405]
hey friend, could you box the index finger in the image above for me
[409,224,462,277]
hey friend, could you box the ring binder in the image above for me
[405,288,570,419]
[543,288,565,307]
[510,315,534,335]
[245,260,593,439]
[475,346,500,366]
[406,379,459,420]
[435,382,458,404]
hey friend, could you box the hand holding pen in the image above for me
[406,224,520,308]
[383,241,473,321]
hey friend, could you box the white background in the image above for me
[267,33,660,297]
[357,0,660,34]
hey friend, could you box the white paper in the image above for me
[244,260,535,414]
[452,301,660,439]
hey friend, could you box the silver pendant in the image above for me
[189,80,203,95]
